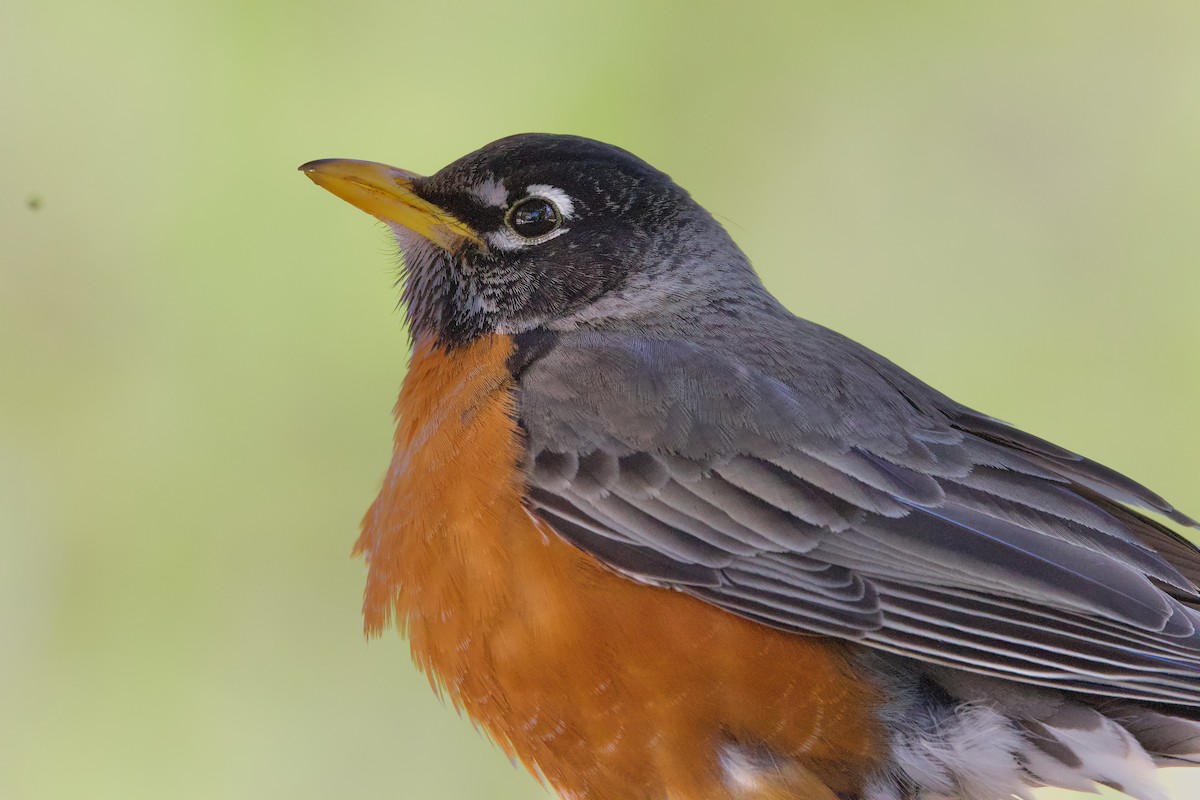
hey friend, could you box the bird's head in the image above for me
[302,133,757,347]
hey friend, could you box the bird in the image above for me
[301,134,1200,800]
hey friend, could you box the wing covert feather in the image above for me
[515,330,1200,704]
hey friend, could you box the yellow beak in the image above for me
[299,158,484,252]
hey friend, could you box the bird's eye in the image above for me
[507,197,562,238]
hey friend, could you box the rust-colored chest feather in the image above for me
[355,334,883,800]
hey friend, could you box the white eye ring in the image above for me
[506,196,562,239]
[486,185,576,251]
[487,187,580,251]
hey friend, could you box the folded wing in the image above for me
[516,331,1200,705]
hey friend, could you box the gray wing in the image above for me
[514,330,1200,705]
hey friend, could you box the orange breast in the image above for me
[355,333,884,800]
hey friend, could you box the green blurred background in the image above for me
[3,2,1199,798]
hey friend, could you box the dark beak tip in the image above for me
[298,159,332,173]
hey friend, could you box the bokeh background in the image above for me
[3,2,1199,798]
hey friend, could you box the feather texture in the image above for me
[516,329,1200,708]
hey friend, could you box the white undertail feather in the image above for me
[850,652,1200,800]
[1015,705,1164,800]
[868,702,1028,800]
[858,659,1200,800]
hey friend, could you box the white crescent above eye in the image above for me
[487,185,576,251]
[524,185,576,220]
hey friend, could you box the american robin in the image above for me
[301,135,1200,800]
